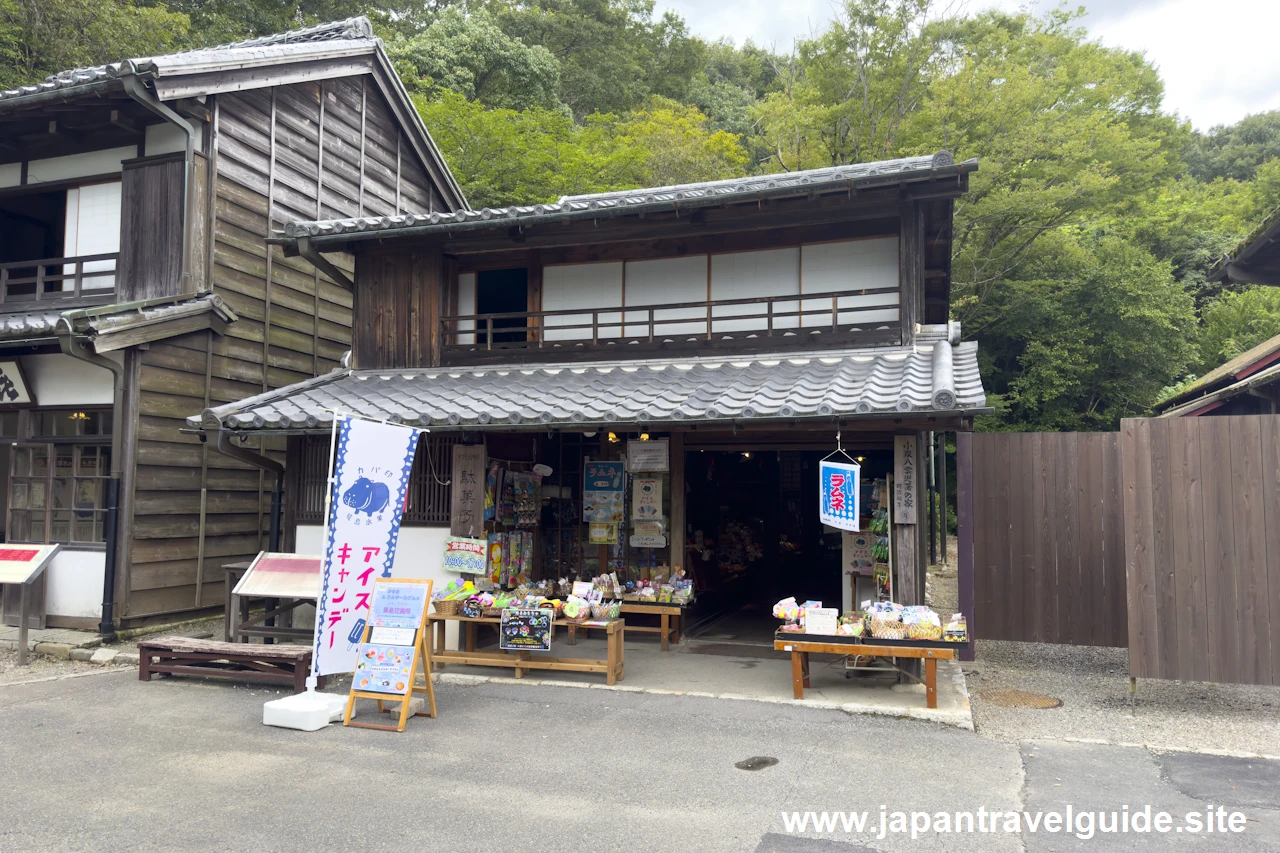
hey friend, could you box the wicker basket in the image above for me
[907,622,943,641]
[870,618,908,640]
[433,598,463,616]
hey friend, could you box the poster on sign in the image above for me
[443,536,487,575]
[312,416,422,678]
[819,459,860,531]
[582,461,624,522]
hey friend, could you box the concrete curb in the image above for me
[433,670,976,730]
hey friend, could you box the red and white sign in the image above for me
[0,544,61,585]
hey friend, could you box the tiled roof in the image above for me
[280,152,976,242]
[191,325,987,432]
[1155,329,1280,412]
[0,17,376,104]
[0,310,64,342]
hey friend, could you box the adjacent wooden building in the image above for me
[0,17,463,628]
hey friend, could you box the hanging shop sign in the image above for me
[500,608,554,652]
[631,476,662,522]
[627,439,669,472]
[450,444,486,537]
[313,416,422,678]
[842,532,875,577]
[443,536,487,575]
[819,459,861,531]
[893,436,918,524]
[0,359,35,407]
[583,460,624,522]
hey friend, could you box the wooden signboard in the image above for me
[450,444,486,537]
[893,436,918,524]
[343,578,437,733]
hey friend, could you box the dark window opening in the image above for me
[0,190,66,267]
[476,267,528,343]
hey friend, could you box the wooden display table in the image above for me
[428,612,625,685]
[774,632,956,709]
[568,602,688,651]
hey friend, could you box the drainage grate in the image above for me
[735,756,779,771]
[979,688,1063,709]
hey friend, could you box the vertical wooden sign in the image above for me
[450,444,486,537]
[894,435,918,524]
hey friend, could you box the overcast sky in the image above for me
[655,0,1280,130]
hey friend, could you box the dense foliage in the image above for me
[6,0,1280,430]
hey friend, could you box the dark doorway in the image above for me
[476,267,528,343]
[0,190,66,265]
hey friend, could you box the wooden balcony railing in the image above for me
[440,285,902,364]
[0,253,118,308]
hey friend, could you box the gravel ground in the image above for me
[969,639,1280,756]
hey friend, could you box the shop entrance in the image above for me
[683,445,892,647]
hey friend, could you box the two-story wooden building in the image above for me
[194,151,988,640]
[0,17,463,631]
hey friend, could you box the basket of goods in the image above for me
[870,618,908,640]
[482,592,517,618]
[561,598,590,622]
[837,612,865,637]
[944,614,969,643]
[432,580,475,615]
[903,606,943,640]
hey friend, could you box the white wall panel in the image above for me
[0,163,20,188]
[710,248,800,333]
[20,353,119,405]
[27,147,134,183]
[44,550,106,619]
[143,119,203,156]
[623,255,707,337]
[63,182,122,290]
[801,237,900,326]
[542,262,623,341]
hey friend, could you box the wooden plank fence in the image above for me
[972,432,1128,647]
[1121,416,1280,686]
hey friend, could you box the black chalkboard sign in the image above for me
[500,608,554,652]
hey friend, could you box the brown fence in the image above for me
[972,432,1128,647]
[1122,416,1280,686]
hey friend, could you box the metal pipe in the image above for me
[58,335,123,640]
[119,71,194,291]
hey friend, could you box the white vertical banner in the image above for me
[312,416,423,677]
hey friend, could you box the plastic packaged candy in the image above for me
[944,614,969,643]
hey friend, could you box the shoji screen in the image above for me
[709,247,800,333]
[541,262,624,341]
[623,256,707,337]
[455,272,476,344]
[800,237,899,327]
[63,182,122,290]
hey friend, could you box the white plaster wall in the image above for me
[144,120,203,156]
[0,163,20,189]
[19,353,118,406]
[26,147,136,184]
[45,549,105,620]
[295,524,459,647]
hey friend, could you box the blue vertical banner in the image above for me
[312,416,422,677]
[819,459,861,531]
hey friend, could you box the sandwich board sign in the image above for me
[343,578,436,733]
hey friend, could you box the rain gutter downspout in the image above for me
[213,423,285,552]
[58,335,123,640]
[119,70,194,291]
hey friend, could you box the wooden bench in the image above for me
[774,633,956,709]
[138,636,321,694]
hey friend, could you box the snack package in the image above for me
[944,613,969,643]
[772,597,800,621]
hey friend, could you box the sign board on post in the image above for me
[0,544,60,665]
[819,459,860,531]
[583,461,624,522]
[627,439,669,472]
[344,578,437,733]
[894,436,918,524]
[450,444,486,537]
[313,416,422,679]
[500,608,554,652]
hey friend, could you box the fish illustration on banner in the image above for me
[819,459,860,531]
[312,416,422,678]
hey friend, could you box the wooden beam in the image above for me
[173,98,212,123]
[1224,262,1280,287]
[110,110,141,135]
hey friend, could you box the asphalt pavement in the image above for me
[1,670,1277,852]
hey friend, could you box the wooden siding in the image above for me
[352,247,441,369]
[972,432,1128,647]
[118,154,185,301]
[118,75,452,622]
[1122,416,1280,686]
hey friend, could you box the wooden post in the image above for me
[669,431,685,576]
[955,431,975,662]
[940,431,948,562]
[17,582,29,666]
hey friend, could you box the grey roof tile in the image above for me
[0,17,375,105]
[0,310,63,341]
[192,326,987,432]
[280,152,976,242]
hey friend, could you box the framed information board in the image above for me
[343,578,437,733]
[500,608,554,652]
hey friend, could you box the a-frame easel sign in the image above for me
[343,577,437,732]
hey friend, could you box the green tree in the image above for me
[386,6,561,110]
[0,0,189,89]
[1195,287,1280,373]
[1186,110,1280,182]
